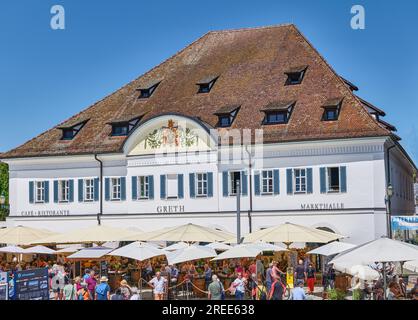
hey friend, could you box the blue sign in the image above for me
[12,268,49,300]
[391,216,418,231]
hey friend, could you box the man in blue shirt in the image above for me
[291,280,307,300]
[95,276,111,300]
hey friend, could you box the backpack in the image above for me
[96,283,108,297]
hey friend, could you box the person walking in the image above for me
[111,288,124,300]
[77,282,92,300]
[265,263,273,293]
[268,277,284,300]
[231,273,246,300]
[63,276,76,300]
[306,263,316,294]
[95,276,111,301]
[204,264,212,290]
[290,280,307,300]
[148,271,167,300]
[85,269,97,300]
[294,260,307,287]
[327,264,336,290]
[208,275,224,300]
[130,287,141,300]
[119,279,133,300]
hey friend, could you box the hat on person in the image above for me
[100,276,108,282]
[120,279,128,286]
[297,280,304,286]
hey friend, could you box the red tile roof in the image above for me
[1,24,391,159]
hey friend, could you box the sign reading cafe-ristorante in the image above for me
[21,210,70,217]
[300,203,345,210]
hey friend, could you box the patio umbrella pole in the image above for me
[382,262,387,300]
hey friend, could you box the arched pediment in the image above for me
[124,114,217,156]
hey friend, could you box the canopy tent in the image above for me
[30,225,139,245]
[23,245,57,255]
[205,242,233,251]
[0,245,26,254]
[55,245,83,254]
[404,260,418,272]
[66,246,113,260]
[127,223,235,243]
[108,242,166,261]
[212,244,262,261]
[243,222,345,245]
[166,245,217,265]
[163,242,190,251]
[307,241,356,256]
[0,226,59,246]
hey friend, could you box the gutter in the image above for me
[245,145,253,233]
[94,154,103,226]
[385,144,396,238]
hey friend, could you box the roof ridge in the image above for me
[208,23,295,34]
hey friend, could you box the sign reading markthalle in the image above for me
[12,268,49,300]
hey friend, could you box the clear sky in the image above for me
[0,0,417,163]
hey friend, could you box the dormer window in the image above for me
[214,105,240,128]
[109,116,142,136]
[322,98,343,121]
[197,75,218,93]
[58,120,88,141]
[261,101,295,125]
[136,80,161,99]
[285,66,307,85]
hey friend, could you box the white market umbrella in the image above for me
[334,263,380,281]
[55,245,83,254]
[108,242,166,261]
[205,242,233,251]
[212,244,262,261]
[67,246,113,260]
[164,242,190,251]
[0,245,26,254]
[307,241,356,256]
[23,245,57,255]
[243,222,345,245]
[129,223,235,243]
[404,260,418,272]
[0,226,59,245]
[249,241,288,252]
[166,245,217,265]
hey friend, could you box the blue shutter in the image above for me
[68,180,74,202]
[207,172,213,197]
[105,178,110,201]
[148,176,154,199]
[178,174,184,199]
[132,176,138,200]
[320,167,326,194]
[307,168,313,194]
[120,177,126,201]
[94,178,99,201]
[189,173,195,198]
[254,172,260,196]
[222,171,228,197]
[160,175,166,199]
[286,169,293,195]
[53,180,58,203]
[340,166,347,193]
[44,181,50,203]
[273,170,280,195]
[78,179,84,202]
[241,171,248,196]
[29,181,34,203]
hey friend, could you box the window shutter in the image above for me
[340,166,347,193]
[68,180,74,202]
[78,179,84,202]
[94,178,99,201]
[53,180,59,203]
[105,178,110,201]
[222,171,228,197]
[148,175,154,199]
[207,172,213,197]
[307,168,313,194]
[132,176,138,200]
[273,169,280,195]
[241,171,248,196]
[44,181,50,203]
[29,181,34,203]
[120,177,126,201]
[320,167,326,194]
[286,169,293,195]
[178,174,184,199]
[254,172,260,196]
[189,173,195,198]
[160,175,166,199]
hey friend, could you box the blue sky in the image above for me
[0,0,417,163]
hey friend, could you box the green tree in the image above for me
[0,162,9,220]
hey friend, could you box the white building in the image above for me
[1,25,416,244]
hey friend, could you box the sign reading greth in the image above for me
[157,205,185,214]
[21,210,70,217]
[300,203,344,210]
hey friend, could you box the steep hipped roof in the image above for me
[2,24,391,159]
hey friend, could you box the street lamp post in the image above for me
[385,184,394,239]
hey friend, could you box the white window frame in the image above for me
[294,168,307,194]
[35,181,45,203]
[138,176,149,200]
[195,173,208,197]
[58,180,70,203]
[166,174,178,199]
[229,171,241,196]
[261,170,273,195]
[327,167,341,193]
[84,178,94,202]
[111,177,121,201]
